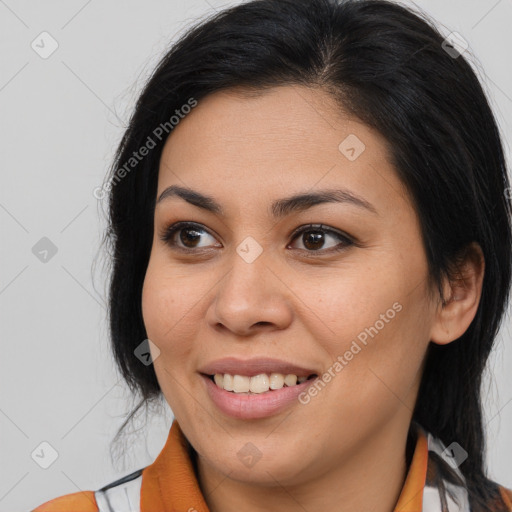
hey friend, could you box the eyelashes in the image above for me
[158,221,355,255]
[159,222,221,252]
[288,223,355,253]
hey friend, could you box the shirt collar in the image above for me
[394,422,429,511]
[141,419,428,512]
[141,419,210,511]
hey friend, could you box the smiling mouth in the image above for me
[206,372,318,394]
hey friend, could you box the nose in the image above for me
[206,248,293,337]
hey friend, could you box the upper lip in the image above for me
[198,357,318,378]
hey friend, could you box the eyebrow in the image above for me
[156,185,378,218]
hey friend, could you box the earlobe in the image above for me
[429,242,485,346]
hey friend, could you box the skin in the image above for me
[141,85,484,512]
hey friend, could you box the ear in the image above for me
[430,242,485,345]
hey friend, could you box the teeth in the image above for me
[284,374,297,387]
[269,372,284,389]
[250,374,269,393]
[214,374,224,388]
[212,372,312,393]
[233,374,250,393]
[223,374,234,391]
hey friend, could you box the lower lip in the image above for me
[200,374,318,419]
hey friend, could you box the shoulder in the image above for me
[31,491,98,512]
[498,485,512,510]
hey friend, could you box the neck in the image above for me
[194,417,416,512]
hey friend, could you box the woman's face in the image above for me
[142,85,439,486]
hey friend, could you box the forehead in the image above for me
[157,85,409,215]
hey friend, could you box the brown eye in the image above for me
[159,222,220,251]
[159,221,354,255]
[177,226,203,248]
[289,224,354,253]
[300,230,326,251]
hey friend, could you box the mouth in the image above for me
[199,371,320,420]
[197,356,321,419]
[203,372,318,394]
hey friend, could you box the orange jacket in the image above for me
[31,420,512,512]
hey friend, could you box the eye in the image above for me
[159,221,220,252]
[159,221,355,255]
[288,224,354,254]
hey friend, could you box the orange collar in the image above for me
[141,420,210,511]
[394,423,429,511]
[141,420,428,512]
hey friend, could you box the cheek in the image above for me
[330,298,429,422]
[315,260,431,398]
[142,268,173,339]
[313,269,403,348]
[141,260,198,412]
[141,259,193,362]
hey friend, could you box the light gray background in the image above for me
[0,1,511,510]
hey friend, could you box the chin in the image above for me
[203,442,314,487]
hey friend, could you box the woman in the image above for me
[32,0,512,511]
